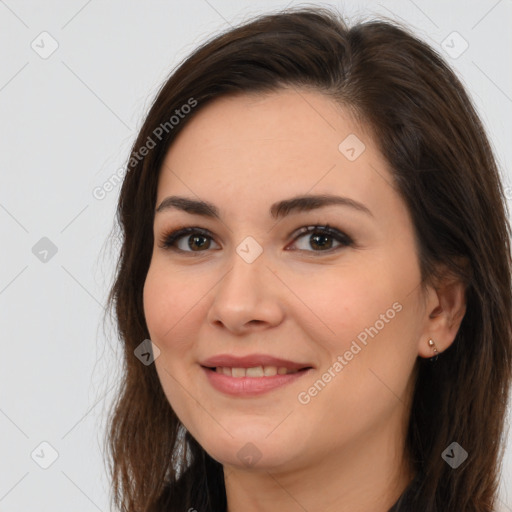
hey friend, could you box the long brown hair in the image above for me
[103,6,512,511]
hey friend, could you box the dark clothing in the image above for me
[387,471,423,511]
[152,468,425,511]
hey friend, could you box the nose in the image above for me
[206,247,285,335]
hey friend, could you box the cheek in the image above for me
[284,261,398,352]
[143,265,171,341]
[143,262,202,425]
[293,288,417,448]
[143,260,198,346]
[290,255,419,394]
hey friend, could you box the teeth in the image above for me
[246,366,264,377]
[215,366,300,377]
[232,367,246,378]
[263,366,277,376]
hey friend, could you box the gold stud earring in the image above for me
[428,338,439,362]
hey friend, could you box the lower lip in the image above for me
[201,366,312,397]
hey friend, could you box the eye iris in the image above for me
[310,232,333,250]
[189,234,209,251]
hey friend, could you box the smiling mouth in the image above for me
[203,366,313,377]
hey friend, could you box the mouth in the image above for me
[199,354,314,396]
[202,365,312,377]
[199,355,314,396]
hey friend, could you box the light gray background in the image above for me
[1,1,511,510]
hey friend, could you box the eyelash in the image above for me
[157,224,354,256]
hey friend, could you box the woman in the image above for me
[104,6,512,511]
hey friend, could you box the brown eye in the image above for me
[288,225,353,253]
[158,224,353,256]
[159,227,219,253]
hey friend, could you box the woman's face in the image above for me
[143,88,427,472]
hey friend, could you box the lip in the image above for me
[201,366,313,397]
[200,353,313,371]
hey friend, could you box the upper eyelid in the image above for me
[159,224,353,251]
[160,224,346,240]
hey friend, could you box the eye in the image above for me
[157,224,354,255]
[287,224,353,253]
[158,227,219,254]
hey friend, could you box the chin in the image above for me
[195,429,304,471]
[207,443,295,471]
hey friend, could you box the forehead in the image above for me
[156,88,398,221]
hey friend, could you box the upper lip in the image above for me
[200,354,313,370]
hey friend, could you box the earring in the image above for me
[428,338,439,362]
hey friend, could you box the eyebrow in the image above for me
[155,194,373,220]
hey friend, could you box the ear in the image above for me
[417,267,468,359]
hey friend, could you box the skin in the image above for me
[143,88,467,512]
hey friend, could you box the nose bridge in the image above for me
[207,239,284,331]
[217,241,269,302]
